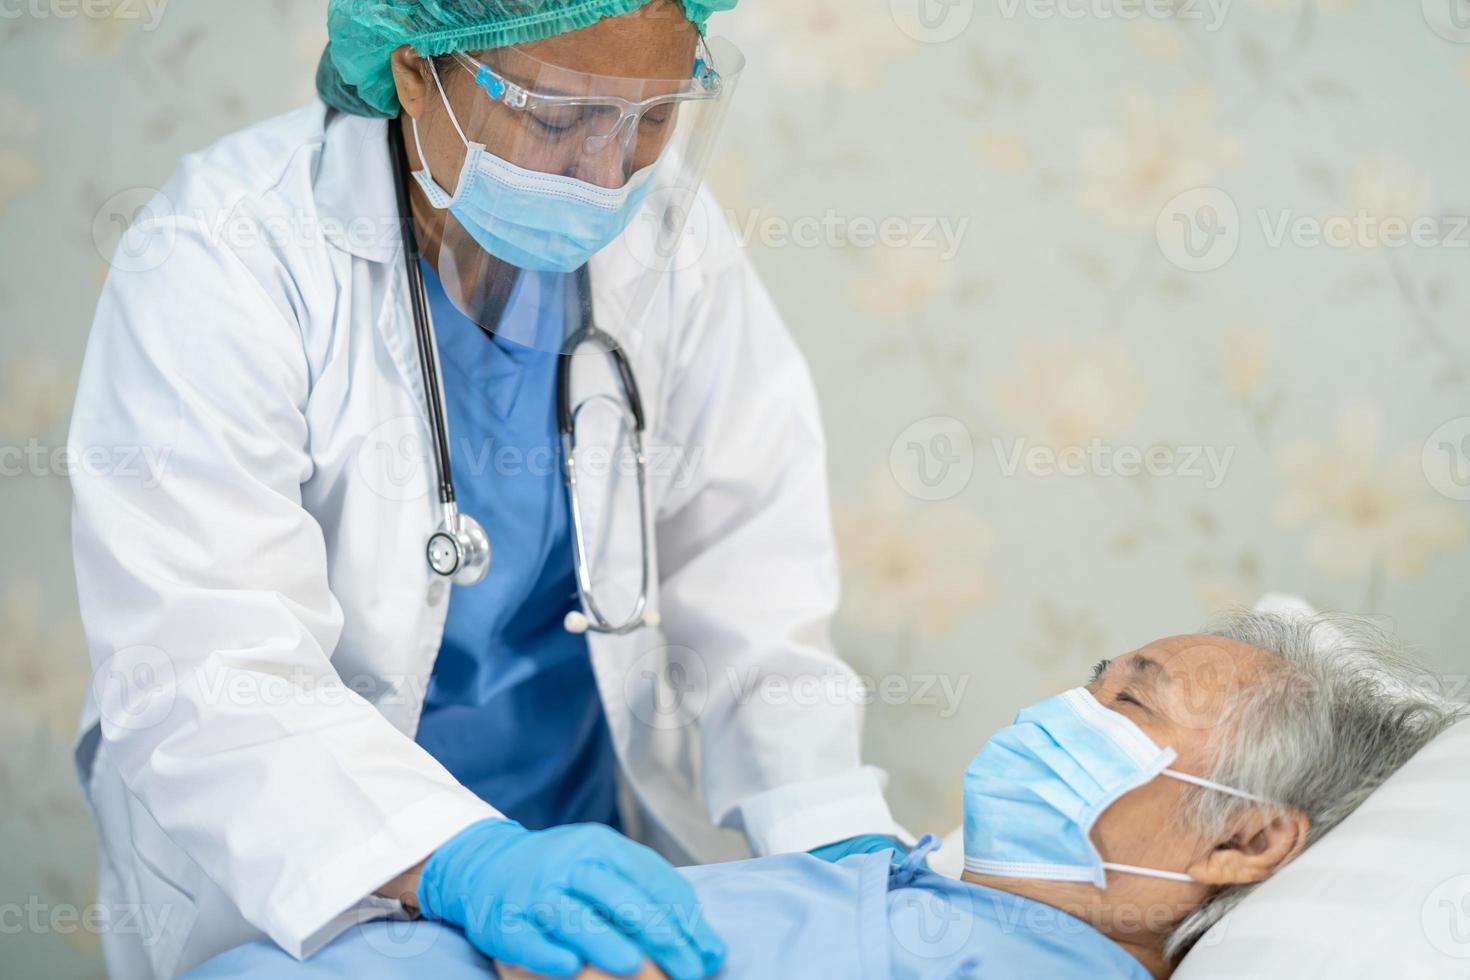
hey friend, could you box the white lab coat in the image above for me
[68,103,901,979]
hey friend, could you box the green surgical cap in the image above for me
[317,0,737,119]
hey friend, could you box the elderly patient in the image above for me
[188,611,1463,980]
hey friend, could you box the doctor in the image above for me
[69,1,904,979]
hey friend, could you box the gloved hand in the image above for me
[417,818,725,980]
[807,834,907,864]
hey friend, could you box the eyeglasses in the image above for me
[449,40,726,148]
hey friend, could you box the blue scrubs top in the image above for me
[412,258,618,831]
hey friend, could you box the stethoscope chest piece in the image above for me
[427,507,491,586]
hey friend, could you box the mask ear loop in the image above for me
[1101,861,1197,883]
[1101,771,1271,884]
[412,55,472,171]
[1162,768,1270,804]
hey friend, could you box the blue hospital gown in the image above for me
[185,847,1150,979]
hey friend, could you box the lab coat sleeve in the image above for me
[653,236,906,857]
[70,215,498,958]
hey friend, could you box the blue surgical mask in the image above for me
[962,687,1266,887]
[410,75,656,275]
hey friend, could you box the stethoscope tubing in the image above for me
[389,117,654,633]
[389,120,458,510]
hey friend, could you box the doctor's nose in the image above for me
[572,121,639,188]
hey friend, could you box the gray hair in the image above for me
[1164,610,1467,962]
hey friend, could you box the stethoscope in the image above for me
[388,123,658,636]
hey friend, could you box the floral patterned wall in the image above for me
[1,1,1467,976]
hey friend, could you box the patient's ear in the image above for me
[1186,806,1310,886]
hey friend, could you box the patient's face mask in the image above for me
[962,687,1266,888]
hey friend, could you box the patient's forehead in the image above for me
[1094,634,1278,747]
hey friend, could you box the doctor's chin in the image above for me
[4,1,1469,979]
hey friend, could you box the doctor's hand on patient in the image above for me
[401,818,724,980]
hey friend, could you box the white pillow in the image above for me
[1174,717,1470,978]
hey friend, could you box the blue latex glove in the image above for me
[807,834,908,863]
[417,819,725,980]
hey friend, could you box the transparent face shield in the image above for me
[405,34,745,356]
